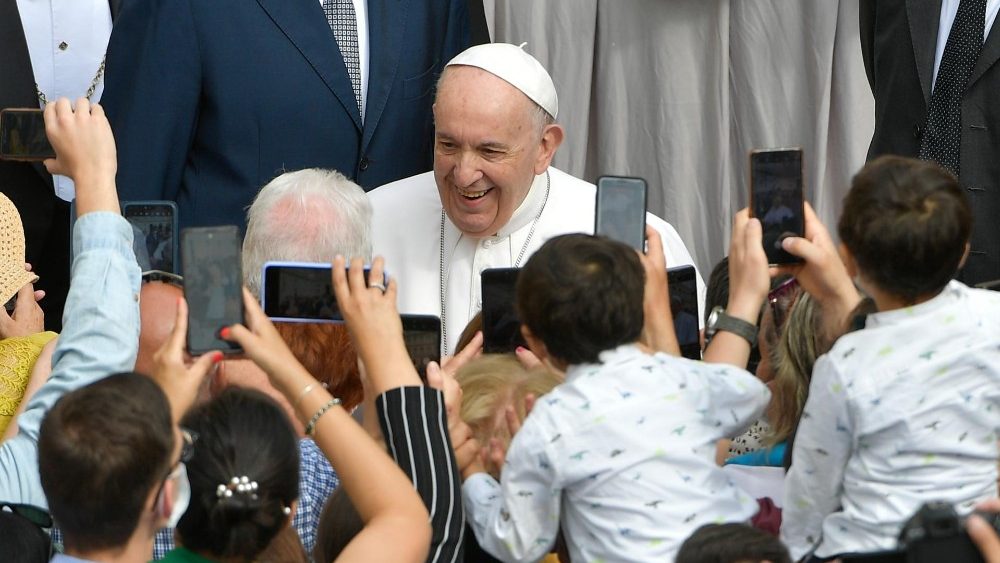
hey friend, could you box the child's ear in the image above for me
[839,242,858,279]
[958,241,971,269]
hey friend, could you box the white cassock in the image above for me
[369,167,706,354]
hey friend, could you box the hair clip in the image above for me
[215,476,259,500]
[283,506,292,515]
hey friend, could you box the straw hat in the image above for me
[0,193,38,306]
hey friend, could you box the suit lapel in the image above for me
[968,15,1000,88]
[906,0,943,105]
[256,0,362,130]
[362,0,409,149]
[110,0,122,21]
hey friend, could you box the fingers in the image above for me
[189,347,223,379]
[425,361,444,391]
[968,514,1000,563]
[454,435,481,470]
[222,322,255,349]
[524,393,536,416]
[643,225,666,266]
[446,331,483,373]
[367,256,385,289]
[240,287,268,331]
[514,345,541,369]
[348,256,368,294]
[487,438,506,470]
[33,290,45,302]
[166,297,189,354]
[504,405,521,437]
[331,255,350,307]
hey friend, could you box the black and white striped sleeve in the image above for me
[376,385,465,563]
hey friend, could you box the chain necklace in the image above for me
[439,171,551,355]
[35,55,107,106]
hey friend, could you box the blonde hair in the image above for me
[766,293,823,445]
[456,355,562,477]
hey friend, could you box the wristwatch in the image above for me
[705,306,758,347]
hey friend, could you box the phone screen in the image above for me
[182,226,244,355]
[401,315,441,380]
[667,265,701,360]
[481,267,527,354]
[123,202,177,273]
[750,149,805,265]
[595,176,647,251]
[0,109,55,161]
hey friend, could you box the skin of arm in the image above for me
[226,284,432,563]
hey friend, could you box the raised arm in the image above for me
[226,288,431,563]
[332,255,466,563]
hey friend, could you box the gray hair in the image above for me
[242,168,372,297]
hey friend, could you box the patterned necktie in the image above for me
[323,0,363,119]
[919,0,987,176]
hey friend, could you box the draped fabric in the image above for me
[481,0,875,272]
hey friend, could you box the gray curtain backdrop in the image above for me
[481,0,875,273]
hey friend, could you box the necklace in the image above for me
[35,56,107,106]
[439,171,551,355]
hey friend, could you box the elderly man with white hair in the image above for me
[368,43,704,354]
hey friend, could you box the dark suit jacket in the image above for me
[0,0,122,330]
[101,0,473,231]
[861,0,1000,285]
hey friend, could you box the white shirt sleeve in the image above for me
[781,354,854,560]
[699,362,771,437]
[463,414,563,563]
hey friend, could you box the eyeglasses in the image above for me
[152,428,198,509]
[767,277,801,333]
[0,503,52,528]
[141,270,184,287]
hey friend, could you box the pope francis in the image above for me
[369,43,704,354]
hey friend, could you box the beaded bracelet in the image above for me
[304,398,342,437]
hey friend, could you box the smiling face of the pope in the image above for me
[432,66,563,238]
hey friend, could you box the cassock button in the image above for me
[58,41,68,51]
[482,239,492,248]
[359,156,370,171]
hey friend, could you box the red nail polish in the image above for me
[515,346,526,353]
[219,327,231,339]
[212,352,224,363]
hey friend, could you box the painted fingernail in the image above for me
[515,346,526,353]
[212,352,224,363]
[219,327,231,339]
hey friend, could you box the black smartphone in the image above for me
[181,226,244,355]
[123,201,179,273]
[749,148,805,265]
[0,108,55,161]
[667,265,701,360]
[481,267,527,354]
[595,176,647,251]
[261,261,383,323]
[401,315,441,381]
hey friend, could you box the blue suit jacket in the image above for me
[102,0,471,230]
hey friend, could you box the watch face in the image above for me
[706,306,723,333]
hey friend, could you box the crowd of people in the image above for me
[1,8,1000,563]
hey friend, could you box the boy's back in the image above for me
[464,344,770,562]
[783,282,1000,559]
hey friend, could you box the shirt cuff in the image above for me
[462,472,501,507]
[72,211,135,258]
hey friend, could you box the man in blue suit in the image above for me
[101,0,478,231]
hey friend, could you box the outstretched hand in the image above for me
[727,209,771,323]
[638,225,680,355]
[149,297,221,423]
[42,98,118,216]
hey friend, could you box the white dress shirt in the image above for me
[782,281,1000,559]
[463,344,770,562]
[369,167,707,354]
[932,0,1000,88]
[16,0,112,202]
[319,0,369,121]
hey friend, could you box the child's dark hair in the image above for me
[516,234,644,365]
[176,386,299,560]
[838,156,971,303]
[676,523,791,563]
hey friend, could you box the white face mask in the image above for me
[163,462,192,529]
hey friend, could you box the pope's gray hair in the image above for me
[242,168,372,297]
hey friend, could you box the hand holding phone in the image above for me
[595,176,648,252]
[749,148,805,265]
[182,226,244,355]
[261,261,385,323]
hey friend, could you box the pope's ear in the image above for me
[533,123,564,175]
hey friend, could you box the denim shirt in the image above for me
[0,212,140,507]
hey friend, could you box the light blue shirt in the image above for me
[0,211,140,507]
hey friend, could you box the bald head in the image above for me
[135,281,183,376]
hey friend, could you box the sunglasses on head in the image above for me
[767,277,801,333]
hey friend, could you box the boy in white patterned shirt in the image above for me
[461,232,770,562]
[782,156,1000,560]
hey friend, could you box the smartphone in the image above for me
[123,201,179,273]
[749,148,805,265]
[481,267,527,354]
[595,176,647,251]
[181,226,244,355]
[0,108,54,161]
[667,265,701,360]
[261,261,384,323]
[401,315,441,381]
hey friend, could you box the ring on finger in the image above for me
[370,282,387,293]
